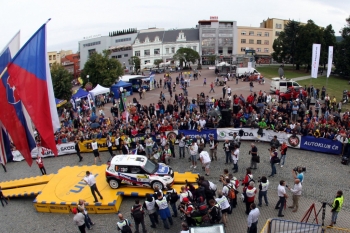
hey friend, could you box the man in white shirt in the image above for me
[198,117,206,128]
[83,171,103,203]
[189,141,198,169]
[145,135,154,158]
[287,179,302,212]
[227,86,232,97]
[247,203,260,233]
[231,145,239,173]
[91,139,101,165]
[179,186,193,203]
[199,150,211,176]
[275,180,288,217]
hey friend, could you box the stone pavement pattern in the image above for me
[0,140,350,233]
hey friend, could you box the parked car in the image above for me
[106,154,174,190]
[278,87,308,102]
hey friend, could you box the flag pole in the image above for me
[0,67,7,80]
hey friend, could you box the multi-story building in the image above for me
[61,53,80,79]
[78,30,138,70]
[237,26,273,63]
[48,51,60,67]
[132,28,199,69]
[260,18,292,39]
[197,16,238,65]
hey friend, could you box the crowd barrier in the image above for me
[11,128,343,162]
[260,218,323,233]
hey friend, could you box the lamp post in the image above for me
[86,75,89,82]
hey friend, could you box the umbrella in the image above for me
[90,115,97,122]
[208,109,221,117]
[90,122,100,129]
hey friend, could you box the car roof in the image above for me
[110,154,148,166]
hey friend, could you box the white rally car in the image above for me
[105,154,174,190]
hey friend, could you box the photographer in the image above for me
[270,135,280,149]
[223,140,232,164]
[292,167,305,184]
[249,143,258,169]
[287,179,302,212]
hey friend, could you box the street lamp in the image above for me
[86,75,89,82]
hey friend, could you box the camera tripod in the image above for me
[301,202,328,226]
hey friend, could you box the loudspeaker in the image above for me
[221,109,232,118]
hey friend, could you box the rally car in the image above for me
[105,154,174,190]
[278,87,308,102]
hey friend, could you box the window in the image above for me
[249,31,254,36]
[88,49,96,57]
[49,55,52,61]
[264,32,269,37]
[117,55,122,58]
[241,31,246,35]
[83,41,101,47]
[228,47,232,54]
[241,39,246,44]
[53,55,56,60]
[124,54,128,57]
[144,60,150,64]
[171,47,175,53]
[154,48,160,55]
[218,47,223,54]
[264,40,269,45]
[257,40,262,44]
[241,47,246,52]
[264,48,269,53]
[249,39,254,44]
[165,48,169,54]
[275,31,280,36]
[144,50,150,56]
[276,24,282,29]
[256,48,261,52]
[115,38,131,43]
[257,32,262,36]
[135,51,140,56]
[193,46,197,51]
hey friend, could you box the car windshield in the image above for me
[143,159,158,174]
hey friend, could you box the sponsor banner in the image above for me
[178,129,217,141]
[300,136,342,155]
[217,128,256,141]
[327,46,333,78]
[263,130,301,148]
[311,44,321,78]
[31,142,76,158]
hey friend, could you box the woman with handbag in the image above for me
[268,147,279,177]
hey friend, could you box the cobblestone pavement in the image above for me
[0,140,350,233]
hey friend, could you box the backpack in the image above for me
[227,186,236,200]
[211,204,222,222]
[131,205,144,221]
[120,220,132,233]
[169,189,179,203]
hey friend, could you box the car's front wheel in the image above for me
[108,178,121,189]
[151,181,164,190]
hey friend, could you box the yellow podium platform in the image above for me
[0,165,199,214]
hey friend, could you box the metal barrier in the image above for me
[260,218,323,233]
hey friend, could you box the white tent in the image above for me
[89,84,110,97]
[217,62,231,66]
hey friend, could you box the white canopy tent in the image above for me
[217,62,231,66]
[89,84,110,98]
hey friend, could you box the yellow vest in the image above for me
[333,196,344,212]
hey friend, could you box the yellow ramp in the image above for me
[0,174,54,189]
[2,184,46,198]
[173,172,199,184]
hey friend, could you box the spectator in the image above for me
[329,190,344,227]
[131,199,147,233]
[116,213,132,233]
[72,208,86,233]
[247,203,260,233]
[275,180,288,217]
[287,179,302,212]
[258,176,269,207]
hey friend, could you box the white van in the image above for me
[236,67,260,76]
[270,77,302,93]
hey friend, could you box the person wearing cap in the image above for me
[72,207,86,233]
[179,197,195,227]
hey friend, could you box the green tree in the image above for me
[295,20,324,72]
[50,63,73,101]
[283,20,300,66]
[153,59,163,68]
[272,32,286,63]
[81,50,124,87]
[129,56,141,74]
[173,48,200,67]
[334,16,350,77]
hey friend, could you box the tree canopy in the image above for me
[173,48,200,67]
[129,56,141,74]
[153,59,163,68]
[81,50,124,87]
[51,63,73,101]
[334,16,350,77]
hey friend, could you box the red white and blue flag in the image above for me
[6,23,60,158]
[0,31,37,166]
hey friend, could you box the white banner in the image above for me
[327,46,333,78]
[216,128,301,148]
[248,62,252,73]
[30,142,76,158]
[311,44,321,78]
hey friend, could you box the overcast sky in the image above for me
[1,0,349,53]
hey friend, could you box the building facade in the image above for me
[61,53,80,79]
[78,32,138,70]
[132,28,199,69]
[260,18,290,40]
[197,17,238,65]
[48,51,60,67]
